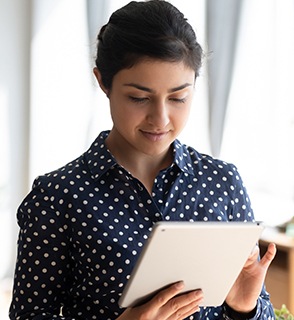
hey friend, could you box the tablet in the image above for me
[118,221,264,308]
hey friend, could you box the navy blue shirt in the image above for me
[10,131,274,320]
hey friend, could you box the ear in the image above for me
[93,67,109,96]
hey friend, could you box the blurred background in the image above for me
[1,0,294,318]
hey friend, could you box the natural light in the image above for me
[1,1,294,317]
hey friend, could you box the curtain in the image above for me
[0,0,31,280]
[29,0,98,181]
[206,0,243,157]
[87,0,109,49]
[220,0,294,226]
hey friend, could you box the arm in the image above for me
[9,178,74,319]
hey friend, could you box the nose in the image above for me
[147,101,169,128]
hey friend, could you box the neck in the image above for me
[106,131,173,193]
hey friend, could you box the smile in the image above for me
[140,130,169,142]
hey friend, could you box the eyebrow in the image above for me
[123,83,193,93]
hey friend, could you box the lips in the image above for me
[140,130,169,142]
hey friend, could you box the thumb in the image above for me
[260,243,276,269]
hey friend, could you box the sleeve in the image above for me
[223,297,275,320]
[226,163,255,222]
[9,177,77,320]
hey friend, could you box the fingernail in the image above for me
[175,281,184,289]
[194,290,202,297]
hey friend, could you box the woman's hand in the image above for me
[225,242,276,313]
[117,281,203,320]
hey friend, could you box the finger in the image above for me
[149,281,185,308]
[260,243,276,269]
[166,290,203,320]
[167,300,201,320]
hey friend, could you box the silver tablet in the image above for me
[119,221,264,308]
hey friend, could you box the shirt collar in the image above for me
[84,131,117,181]
[173,139,200,176]
[85,131,202,180]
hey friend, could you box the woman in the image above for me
[9,1,276,319]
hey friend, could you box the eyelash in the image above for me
[129,97,148,104]
[129,97,187,104]
[170,97,187,104]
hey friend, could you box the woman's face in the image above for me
[96,59,195,158]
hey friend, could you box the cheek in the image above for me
[172,106,191,126]
[109,101,145,125]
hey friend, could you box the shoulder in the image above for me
[32,154,87,191]
[17,145,94,225]
[32,131,111,190]
[175,140,240,179]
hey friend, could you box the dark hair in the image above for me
[95,0,203,89]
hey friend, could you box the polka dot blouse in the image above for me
[9,131,274,320]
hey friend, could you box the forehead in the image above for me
[112,59,196,90]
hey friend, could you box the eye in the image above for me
[169,97,187,104]
[129,96,149,104]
